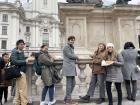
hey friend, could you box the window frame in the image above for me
[2,26,8,35]
[42,29,49,46]
[2,14,8,22]
[1,40,7,49]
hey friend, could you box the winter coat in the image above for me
[92,51,106,74]
[38,52,55,86]
[121,49,139,80]
[106,53,124,83]
[10,50,27,73]
[0,58,12,87]
[62,43,78,76]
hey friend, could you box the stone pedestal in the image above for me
[59,4,140,51]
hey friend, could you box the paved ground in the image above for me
[4,98,140,105]
[3,87,140,105]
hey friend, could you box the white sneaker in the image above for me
[48,99,56,105]
[40,101,45,105]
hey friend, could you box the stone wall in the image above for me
[59,4,140,52]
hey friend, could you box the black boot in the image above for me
[127,96,131,101]
[118,101,122,105]
[96,98,105,104]
[79,95,90,103]
[131,98,136,102]
[4,99,7,103]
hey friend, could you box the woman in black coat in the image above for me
[0,53,12,105]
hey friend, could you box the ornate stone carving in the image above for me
[116,0,131,5]
[78,64,87,95]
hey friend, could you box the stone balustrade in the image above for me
[26,58,93,102]
[24,58,140,102]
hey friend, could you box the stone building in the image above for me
[0,0,60,50]
[59,3,140,52]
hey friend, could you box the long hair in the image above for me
[106,48,118,61]
[95,43,106,55]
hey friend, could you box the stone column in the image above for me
[26,63,34,104]
[53,61,64,99]
[78,63,87,96]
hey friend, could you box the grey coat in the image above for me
[38,53,54,86]
[62,43,78,76]
[121,49,139,80]
[106,53,124,83]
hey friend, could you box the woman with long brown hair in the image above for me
[79,43,106,104]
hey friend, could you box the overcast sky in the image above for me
[0,0,139,5]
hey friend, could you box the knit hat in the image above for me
[106,43,114,48]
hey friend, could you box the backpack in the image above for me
[33,52,42,75]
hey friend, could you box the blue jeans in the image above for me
[41,84,54,102]
[87,74,105,98]
[64,76,76,100]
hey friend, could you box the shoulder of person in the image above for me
[64,44,71,50]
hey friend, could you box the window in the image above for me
[42,33,49,46]
[26,26,30,32]
[43,0,47,7]
[1,40,7,49]
[2,26,7,35]
[2,14,8,22]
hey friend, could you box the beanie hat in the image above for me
[106,43,114,48]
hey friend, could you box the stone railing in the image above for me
[26,58,140,102]
[26,58,93,102]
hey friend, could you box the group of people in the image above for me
[62,36,139,105]
[0,36,139,105]
[0,39,28,105]
[0,39,57,105]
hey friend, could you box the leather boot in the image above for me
[79,95,90,103]
[96,98,105,104]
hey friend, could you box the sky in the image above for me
[0,0,139,5]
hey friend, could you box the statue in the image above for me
[86,0,103,7]
[116,0,131,4]
[66,0,84,3]
[67,0,103,7]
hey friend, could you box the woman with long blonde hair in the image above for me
[105,43,124,105]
